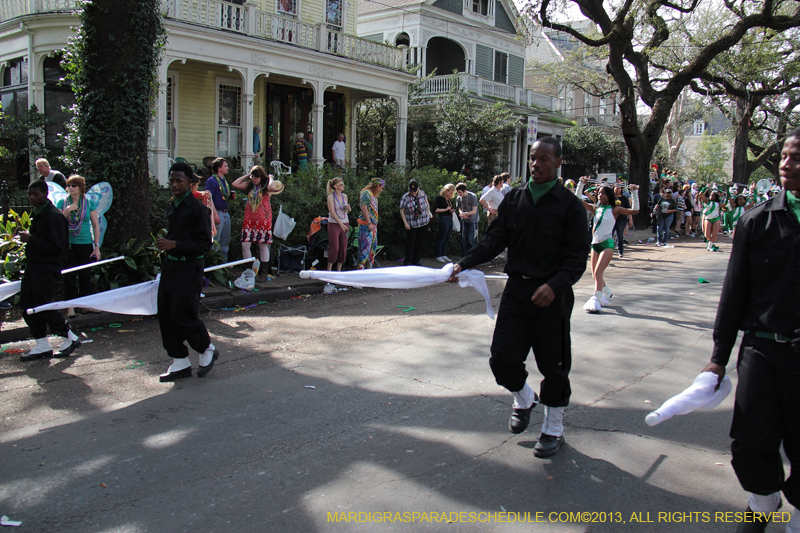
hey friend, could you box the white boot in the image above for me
[595,290,610,307]
[602,285,613,300]
[583,296,602,313]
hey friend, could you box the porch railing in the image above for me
[577,114,621,127]
[0,0,78,20]
[254,11,318,49]
[418,73,565,113]
[167,0,247,33]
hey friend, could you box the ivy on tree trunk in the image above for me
[62,0,166,246]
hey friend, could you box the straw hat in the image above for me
[269,180,284,195]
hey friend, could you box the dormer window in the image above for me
[472,0,489,16]
[693,120,705,135]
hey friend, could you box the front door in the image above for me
[216,78,242,160]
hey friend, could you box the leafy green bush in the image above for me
[0,210,31,280]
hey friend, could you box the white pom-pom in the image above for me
[299,271,310,279]
[583,296,601,313]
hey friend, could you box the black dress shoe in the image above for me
[533,433,565,458]
[196,349,219,378]
[735,503,782,533]
[159,367,192,382]
[509,392,539,434]
[55,340,81,358]
[20,350,53,362]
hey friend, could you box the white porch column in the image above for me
[421,47,427,77]
[510,128,518,178]
[302,78,326,166]
[150,59,171,186]
[394,94,408,167]
[349,97,360,170]
[240,66,256,172]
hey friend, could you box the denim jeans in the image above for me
[435,215,453,258]
[461,219,476,256]
[215,211,231,260]
[658,214,673,244]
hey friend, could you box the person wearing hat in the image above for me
[702,128,800,533]
[156,162,219,382]
[399,179,432,266]
[232,165,283,283]
[727,189,753,239]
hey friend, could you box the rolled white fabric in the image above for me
[300,264,497,318]
[630,189,640,211]
[645,372,732,426]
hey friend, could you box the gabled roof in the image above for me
[358,0,426,15]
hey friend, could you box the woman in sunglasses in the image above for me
[57,175,101,317]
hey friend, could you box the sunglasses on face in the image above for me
[66,184,79,188]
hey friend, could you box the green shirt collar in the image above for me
[34,201,49,216]
[173,191,191,207]
[527,178,557,205]
[786,190,800,224]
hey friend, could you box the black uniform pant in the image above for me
[157,258,210,359]
[64,243,93,301]
[403,226,425,266]
[20,262,69,339]
[489,277,573,407]
[613,218,627,255]
[731,335,800,507]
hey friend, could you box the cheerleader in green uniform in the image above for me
[698,188,722,252]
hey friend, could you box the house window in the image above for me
[472,0,488,16]
[43,56,73,149]
[599,97,607,115]
[693,120,705,135]
[1,58,28,117]
[278,0,296,16]
[494,51,507,83]
[326,0,342,27]
[217,80,242,158]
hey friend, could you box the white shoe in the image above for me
[583,296,602,313]
[443,256,453,262]
[602,285,613,300]
[435,257,446,263]
[595,291,610,307]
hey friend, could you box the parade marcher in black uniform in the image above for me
[157,163,220,382]
[19,179,81,361]
[448,137,590,458]
[703,128,800,533]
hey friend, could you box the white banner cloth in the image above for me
[300,264,498,318]
[0,281,21,303]
[645,371,732,426]
[27,277,160,316]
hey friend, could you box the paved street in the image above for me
[0,235,771,532]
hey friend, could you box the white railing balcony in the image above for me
[254,11,317,49]
[166,0,247,33]
[323,29,403,70]
[418,73,565,114]
[577,114,621,127]
[0,0,79,21]
[162,0,405,71]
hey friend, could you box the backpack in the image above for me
[651,202,662,220]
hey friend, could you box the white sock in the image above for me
[199,344,216,367]
[30,338,52,354]
[602,285,612,298]
[510,382,537,409]
[787,507,800,533]
[167,357,191,373]
[59,329,80,351]
[541,406,564,437]
[749,492,781,514]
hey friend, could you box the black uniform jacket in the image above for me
[26,201,68,264]
[459,180,590,295]
[165,194,212,260]
[711,190,800,366]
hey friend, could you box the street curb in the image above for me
[0,281,327,345]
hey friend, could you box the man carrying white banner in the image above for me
[19,180,81,362]
[156,163,220,382]
[449,137,590,458]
